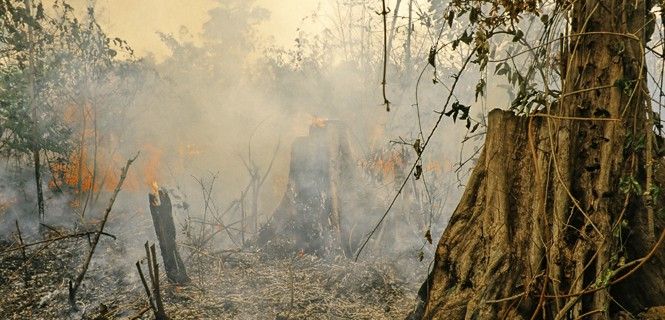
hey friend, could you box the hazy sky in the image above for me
[71,0,319,59]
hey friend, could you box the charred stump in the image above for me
[148,188,190,284]
[260,120,366,257]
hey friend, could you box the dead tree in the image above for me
[238,124,281,238]
[149,188,190,284]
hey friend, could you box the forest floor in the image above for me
[0,229,418,319]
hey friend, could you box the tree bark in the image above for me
[419,1,665,319]
[149,189,190,284]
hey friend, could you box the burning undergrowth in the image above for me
[0,1,470,319]
[0,115,452,319]
[0,226,416,319]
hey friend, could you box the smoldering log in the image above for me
[148,188,190,284]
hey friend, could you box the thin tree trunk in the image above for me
[386,0,402,59]
[82,103,98,214]
[32,143,43,222]
[23,0,44,224]
[77,104,86,200]
[251,180,258,234]
[240,190,246,246]
[405,0,412,69]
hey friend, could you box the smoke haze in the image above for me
[0,0,512,286]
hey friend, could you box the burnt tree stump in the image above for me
[260,120,371,257]
[149,188,190,284]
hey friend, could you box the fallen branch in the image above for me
[68,153,139,307]
[128,305,151,320]
[39,223,63,235]
[0,231,116,255]
[14,220,25,259]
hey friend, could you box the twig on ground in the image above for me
[15,220,25,259]
[0,231,117,255]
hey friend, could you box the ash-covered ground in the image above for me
[0,228,419,320]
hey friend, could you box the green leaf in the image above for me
[494,62,503,74]
[36,3,44,20]
[445,101,471,123]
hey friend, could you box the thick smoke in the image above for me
[0,0,512,285]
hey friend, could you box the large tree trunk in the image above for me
[420,1,665,319]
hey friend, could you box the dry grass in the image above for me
[0,231,417,319]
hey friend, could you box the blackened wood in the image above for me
[150,244,168,320]
[135,260,156,313]
[148,189,190,284]
[262,121,365,257]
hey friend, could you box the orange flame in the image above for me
[151,181,159,195]
[48,145,123,195]
[373,151,405,178]
[311,116,328,128]
[51,101,202,196]
[50,98,209,199]
[141,144,162,188]
[49,103,125,195]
